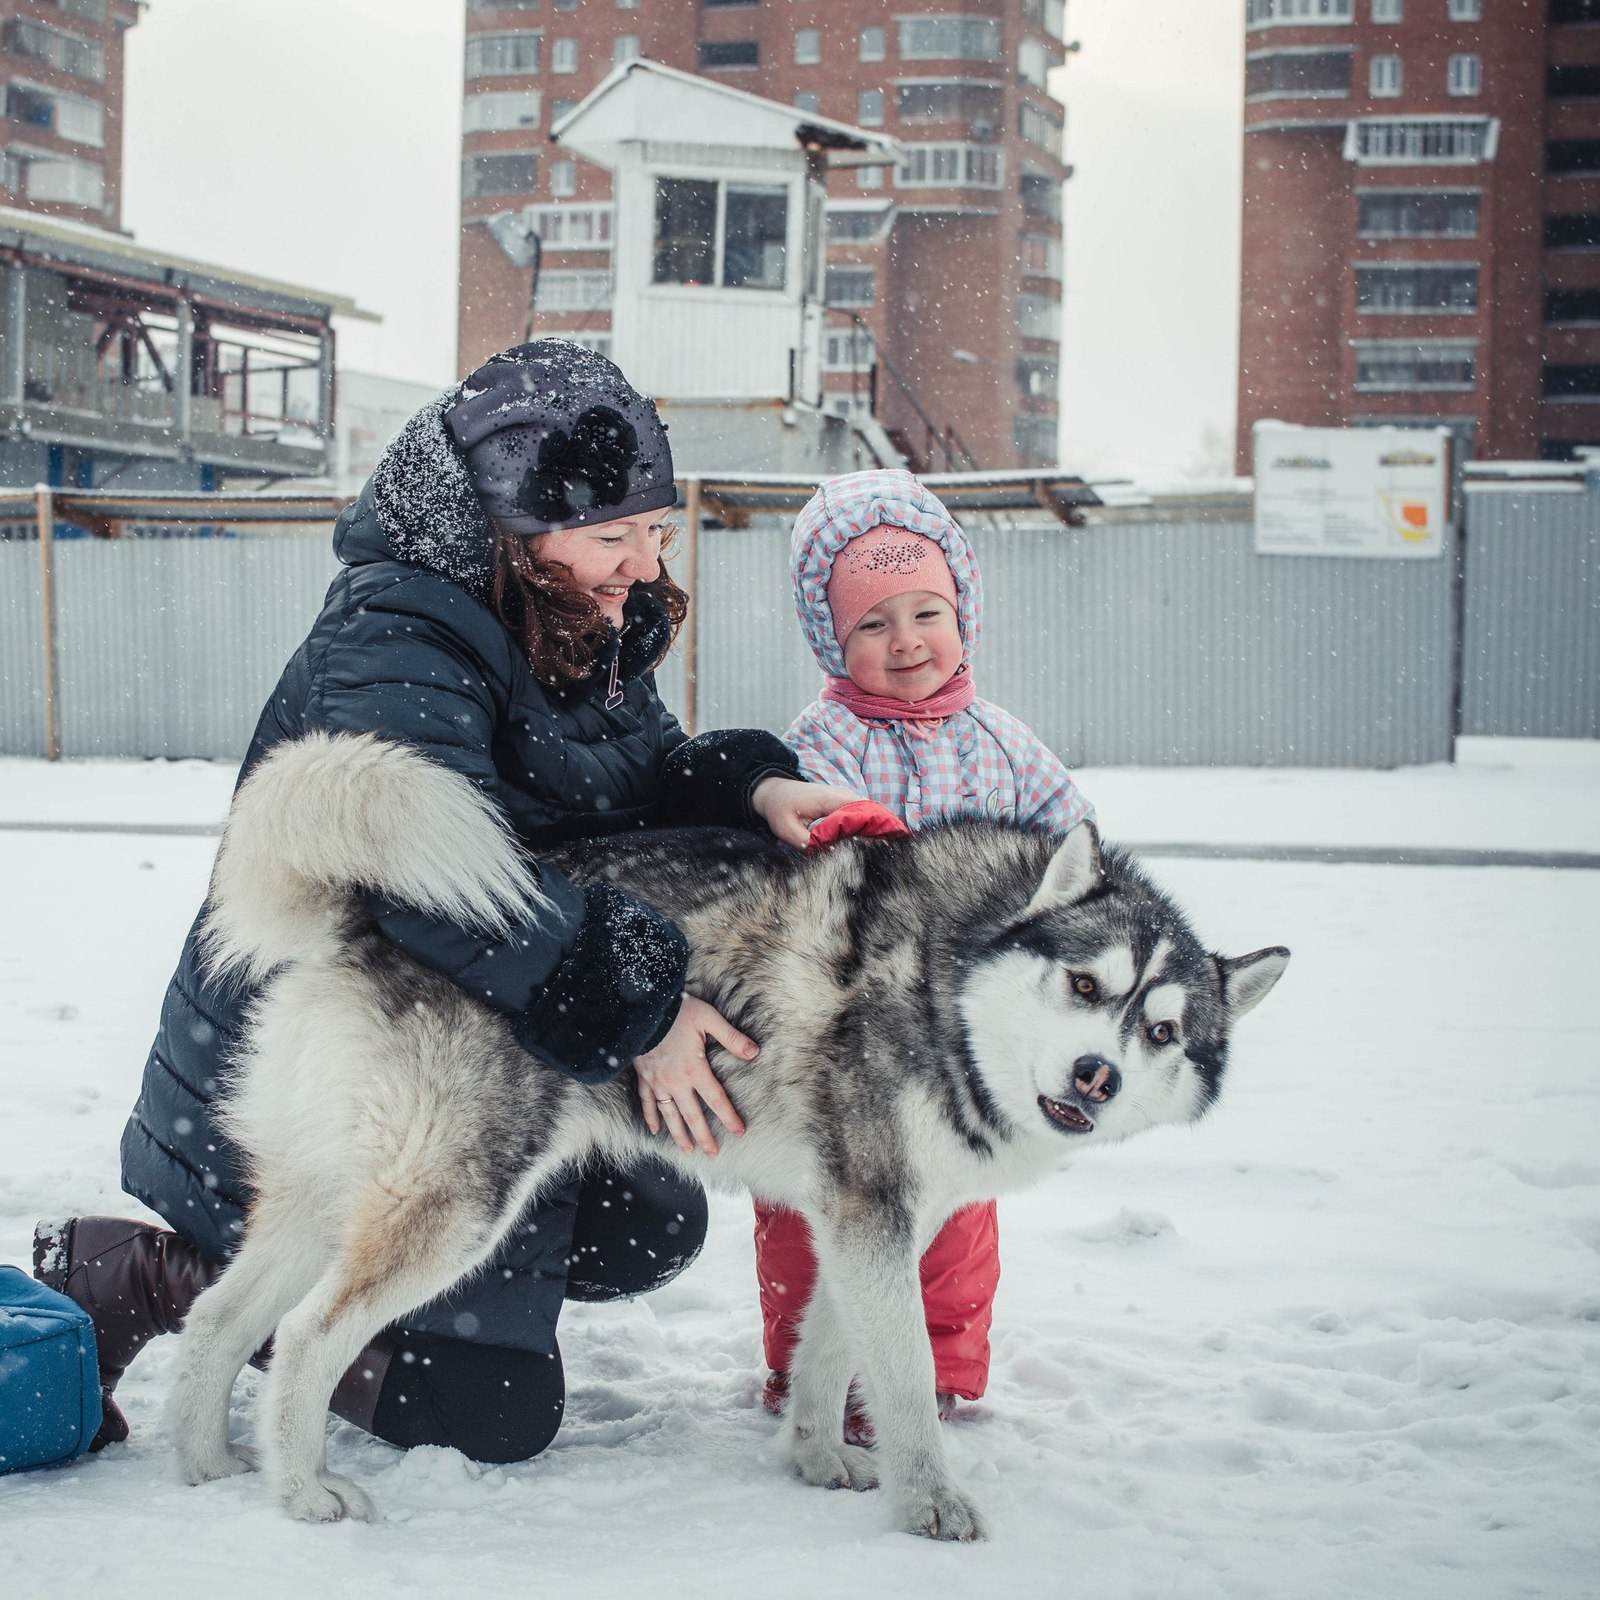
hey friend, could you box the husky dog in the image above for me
[169,732,1288,1541]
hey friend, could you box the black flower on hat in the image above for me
[515,405,641,526]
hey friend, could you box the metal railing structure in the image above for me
[2,469,1596,763]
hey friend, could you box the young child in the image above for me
[756,467,1097,1437]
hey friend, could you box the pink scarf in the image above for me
[820,664,975,737]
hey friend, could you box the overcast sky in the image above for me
[120,0,1242,481]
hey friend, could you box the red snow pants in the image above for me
[752,1199,1000,1400]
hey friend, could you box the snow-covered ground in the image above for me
[2,741,1597,1599]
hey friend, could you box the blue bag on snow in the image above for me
[0,1263,102,1473]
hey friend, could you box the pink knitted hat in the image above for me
[825,524,960,647]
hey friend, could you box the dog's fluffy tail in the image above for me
[202,731,549,984]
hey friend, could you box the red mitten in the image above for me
[806,799,912,850]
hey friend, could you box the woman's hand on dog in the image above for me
[752,776,863,849]
[635,996,754,1156]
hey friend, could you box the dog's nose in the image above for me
[1072,1056,1120,1103]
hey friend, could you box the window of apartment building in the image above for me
[535,269,613,312]
[59,0,107,21]
[1020,169,1061,220]
[1357,263,1479,312]
[856,165,885,190]
[1371,0,1401,20]
[1543,364,1600,397]
[897,81,1004,129]
[826,204,891,242]
[1245,49,1353,99]
[858,89,885,126]
[1446,0,1481,19]
[1546,288,1600,322]
[701,0,758,6]
[1352,339,1476,390]
[1551,0,1600,20]
[463,90,541,133]
[3,82,104,147]
[1546,212,1600,247]
[614,35,640,64]
[897,16,1003,64]
[1015,353,1059,396]
[549,159,576,197]
[824,266,875,307]
[463,152,538,197]
[653,177,787,290]
[552,99,575,122]
[1358,189,1479,236]
[1023,0,1067,38]
[1018,39,1052,90]
[1018,100,1064,156]
[1370,55,1401,97]
[896,143,1003,188]
[1550,65,1600,98]
[860,26,886,63]
[1014,415,1057,466]
[466,0,539,11]
[1549,139,1600,174]
[823,326,876,370]
[3,18,106,83]
[1447,54,1480,96]
[528,203,613,247]
[18,150,104,207]
[0,151,20,192]
[555,0,578,10]
[618,0,641,9]
[466,32,541,77]
[698,40,759,68]
[794,91,820,114]
[1246,0,1354,25]
[795,29,821,66]
[1016,290,1062,341]
[1019,234,1064,279]
[1350,117,1495,161]
[552,38,578,73]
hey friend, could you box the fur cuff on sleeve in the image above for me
[659,729,801,831]
[512,883,688,1084]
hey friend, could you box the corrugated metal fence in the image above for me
[1,483,1595,764]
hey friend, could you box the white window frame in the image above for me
[860,26,886,63]
[652,177,791,293]
[895,142,1004,190]
[19,148,105,207]
[1370,0,1401,21]
[465,31,542,78]
[1355,261,1480,314]
[823,326,876,371]
[856,164,885,191]
[824,265,876,308]
[463,89,541,133]
[1447,0,1481,19]
[1016,290,1062,342]
[5,79,105,147]
[552,38,578,75]
[1018,39,1052,90]
[549,159,576,198]
[1370,54,1401,97]
[1351,337,1477,392]
[795,29,821,66]
[614,35,640,65]
[535,269,614,313]
[897,16,1003,64]
[794,90,821,114]
[527,203,615,250]
[1447,54,1481,96]
[1346,116,1498,164]
[858,88,885,126]
[1246,0,1353,28]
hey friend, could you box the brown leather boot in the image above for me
[33,1216,219,1451]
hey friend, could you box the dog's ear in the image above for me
[1025,822,1104,916]
[1217,947,1290,1020]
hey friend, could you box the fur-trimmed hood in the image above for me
[789,469,983,679]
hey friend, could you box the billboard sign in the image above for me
[1253,422,1451,559]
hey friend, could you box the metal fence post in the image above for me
[35,484,60,761]
[682,475,701,736]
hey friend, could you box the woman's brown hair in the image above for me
[490,521,689,686]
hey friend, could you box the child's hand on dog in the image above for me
[635,996,754,1156]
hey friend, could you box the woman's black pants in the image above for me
[366,1159,707,1463]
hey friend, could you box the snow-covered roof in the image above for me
[551,57,902,170]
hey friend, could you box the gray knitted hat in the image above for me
[445,339,677,536]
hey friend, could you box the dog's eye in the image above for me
[1148,1022,1174,1046]
[1071,974,1098,999]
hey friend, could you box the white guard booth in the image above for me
[552,60,898,422]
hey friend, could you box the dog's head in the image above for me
[960,825,1288,1150]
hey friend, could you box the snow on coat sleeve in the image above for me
[307,576,687,1083]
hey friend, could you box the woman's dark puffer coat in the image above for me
[119,391,798,1358]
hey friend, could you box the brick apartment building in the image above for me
[1238,0,1600,468]
[0,0,137,229]
[458,0,1071,469]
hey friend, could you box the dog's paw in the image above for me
[786,1430,880,1492]
[281,1470,378,1524]
[177,1440,258,1485]
[902,1484,988,1543]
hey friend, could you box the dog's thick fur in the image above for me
[169,732,1289,1540]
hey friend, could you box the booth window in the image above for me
[653,178,787,290]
